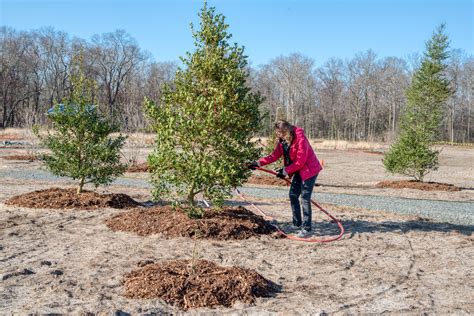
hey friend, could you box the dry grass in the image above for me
[0,128,25,140]
[251,137,388,151]
[0,128,25,135]
[4,129,389,151]
[0,128,155,146]
[0,127,49,138]
[111,132,155,147]
[313,139,388,150]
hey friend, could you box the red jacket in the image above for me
[258,127,322,181]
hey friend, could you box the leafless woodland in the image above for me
[1,27,473,142]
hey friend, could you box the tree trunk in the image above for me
[451,106,454,143]
[468,103,471,142]
[77,177,85,194]
[392,101,396,138]
[188,185,196,206]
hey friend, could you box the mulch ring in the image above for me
[106,206,275,240]
[5,188,140,209]
[376,180,461,192]
[126,162,149,172]
[246,174,321,187]
[0,133,23,141]
[246,174,288,186]
[2,154,38,161]
[123,259,277,310]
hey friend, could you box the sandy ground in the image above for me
[122,144,474,201]
[1,193,473,314]
[115,144,474,202]
[5,141,472,201]
[0,144,473,314]
[313,147,474,202]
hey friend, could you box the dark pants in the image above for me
[289,173,317,231]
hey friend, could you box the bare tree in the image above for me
[0,27,36,127]
[0,26,472,143]
[445,50,464,142]
[251,63,283,135]
[254,53,316,135]
[378,57,409,141]
[144,61,176,101]
[315,58,345,139]
[457,56,474,142]
[90,30,147,124]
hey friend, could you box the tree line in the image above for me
[1,26,473,142]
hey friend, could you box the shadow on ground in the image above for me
[277,219,473,238]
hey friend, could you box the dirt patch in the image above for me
[246,175,287,186]
[123,259,277,310]
[106,206,275,240]
[363,150,384,155]
[376,180,461,192]
[0,133,23,141]
[2,154,38,161]
[126,162,149,172]
[5,187,140,209]
[246,175,322,187]
[1,144,473,313]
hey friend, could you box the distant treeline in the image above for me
[1,27,473,142]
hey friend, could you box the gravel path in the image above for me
[1,168,473,226]
[239,186,474,226]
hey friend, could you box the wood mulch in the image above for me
[246,175,288,186]
[106,206,275,240]
[376,180,461,192]
[2,154,38,161]
[5,188,140,209]
[126,162,149,172]
[123,259,277,310]
[0,133,23,141]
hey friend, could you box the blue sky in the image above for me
[1,0,472,66]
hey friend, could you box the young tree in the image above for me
[383,25,452,181]
[145,3,263,212]
[38,55,127,194]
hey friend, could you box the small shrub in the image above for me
[36,56,127,194]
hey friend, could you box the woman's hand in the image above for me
[247,161,260,170]
[276,168,288,179]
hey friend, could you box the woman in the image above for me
[249,120,322,237]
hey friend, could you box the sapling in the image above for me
[37,56,127,194]
[146,2,263,215]
[383,24,452,182]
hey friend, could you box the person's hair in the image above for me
[274,120,294,143]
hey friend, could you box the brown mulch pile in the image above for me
[376,180,461,192]
[0,133,23,141]
[126,162,149,172]
[123,259,277,310]
[246,174,321,187]
[5,188,140,209]
[246,175,288,186]
[2,154,38,161]
[106,206,275,240]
